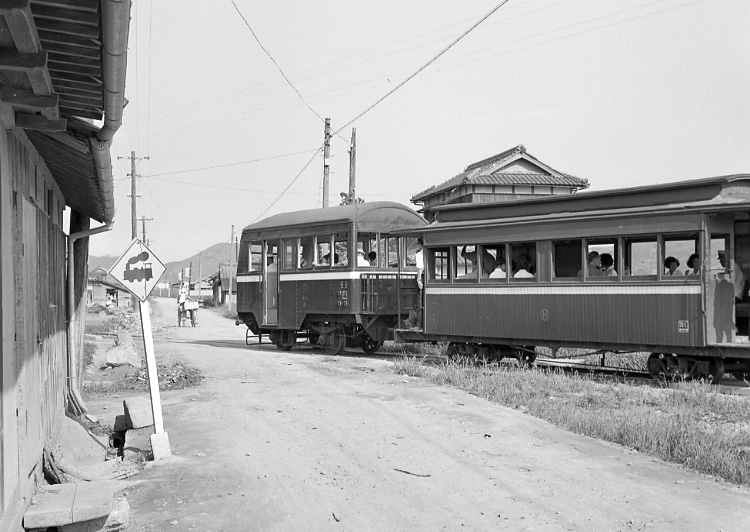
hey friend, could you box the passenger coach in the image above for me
[236,202,426,354]
[397,174,750,381]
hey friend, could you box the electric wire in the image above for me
[332,0,511,137]
[229,0,325,124]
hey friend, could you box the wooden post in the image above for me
[140,299,171,459]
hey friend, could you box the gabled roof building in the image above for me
[411,145,588,221]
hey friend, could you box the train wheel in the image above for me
[275,331,294,351]
[324,331,346,356]
[647,353,670,380]
[707,359,725,383]
[361,336,381,355]
[309,333,320,345]
[445,343,459,358]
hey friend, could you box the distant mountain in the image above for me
[163,242,234,285]
[89,242,235,286]
[88,254,119,271]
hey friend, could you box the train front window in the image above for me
[358,234,378,267]
[624,237,656,279]
[265,241,279,271]
[404,237,419,268]
[249,242,263,272]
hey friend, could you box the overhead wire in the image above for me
[332,0,511,138]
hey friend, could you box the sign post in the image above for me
[109,239,171,460]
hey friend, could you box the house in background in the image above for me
[0,2,131,530]
[87,267,132,308]
[411,145,589,222]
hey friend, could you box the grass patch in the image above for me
[394,355,750,485]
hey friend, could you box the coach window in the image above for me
[586,239,617,281]
[404,236,420,268]
[316,234,333,267]
[623,237,657,280]
[381,237,399,268]
[282,239,297,270]
[709,234,731,274]
[334,234,348,266]
[552,239,582,281]
[299,236,314,269]
[454,245,473,281]
[663,234,699,279]
[485,245,508,280]
[509,242,537,281]
[429,247,450,282]
[358,233,378,267]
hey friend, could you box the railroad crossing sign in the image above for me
[109,239,166,302]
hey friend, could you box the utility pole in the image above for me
[322,118,331,208]
[197,254,202,303]
[348,128,356,204]
[118,151,149,240]
[139,216,153,244]
[229,225,235,311]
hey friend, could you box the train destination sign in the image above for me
[109,239,166,302]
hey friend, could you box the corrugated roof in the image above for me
[411,145,588,202]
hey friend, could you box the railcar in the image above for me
[396,174,750,381]
[236,202,426,355]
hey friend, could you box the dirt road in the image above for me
[86,297,749,531]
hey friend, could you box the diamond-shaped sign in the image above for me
[109,239,166,302]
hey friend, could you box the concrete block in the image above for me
[24,483,76,528]
[150,432,172,460]
[60,515,107,532]
[71,481,114,522]
[124,426,154,458]
[113,414,128,432]
[60,497,130,532]
[123,397,154,429]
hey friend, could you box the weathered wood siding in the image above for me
[1,131,67,532]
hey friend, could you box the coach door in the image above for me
[705,217,735,344]
[264,240,279,325]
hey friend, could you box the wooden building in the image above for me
[411,145,589,222]
[0,2,131,531]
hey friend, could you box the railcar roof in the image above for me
[431,174,750,224]
[241,201,426,240]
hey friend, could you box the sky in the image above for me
[89,0,750,264]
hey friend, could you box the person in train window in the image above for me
[600,253,617,277]
[356,249,370,267]
[367,251,377,266]
[718,250,745,302]
[685,254,700,276]
[664,256,680,276]
[513,255,534,278]
[489,257,507,279]
[577,251,602,277]
[460,246,496,278]
[267,256,278,272]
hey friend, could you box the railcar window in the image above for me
[248,242,262,272]
[299,236,314,269]
[334,235,348,267]
[265,241,279,272]
[429,247,450,282]
[510,243,537,281]
[585,239,616,280]
[553,240,582,280]
[485,246,508,280]
[663,234,699,278]
[385,237,399,268]
[623,237,656,279]
[358,234,378,267]
[317,234,333,267]
[282,240,297,270]
[453,245,473,281]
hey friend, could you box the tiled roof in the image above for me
[411,145,588,202]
